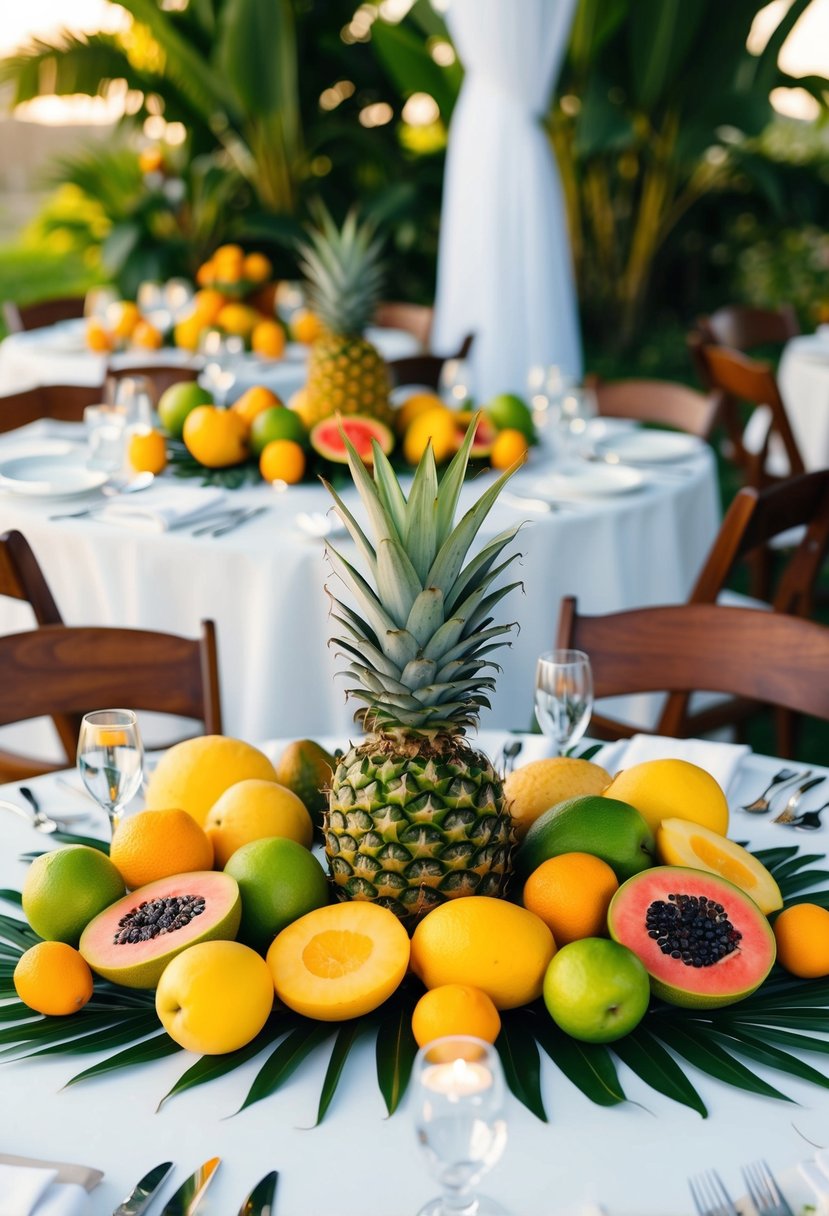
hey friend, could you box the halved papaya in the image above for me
[608,865,776,1009]
[79,872,241,989]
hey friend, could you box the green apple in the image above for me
[543,938,650,1042]
[158,381,213,438]
[485,392,535,440]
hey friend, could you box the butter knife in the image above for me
[112,1161,173,1216]
[160,1157,220,1216]
[237,1171,278,1216]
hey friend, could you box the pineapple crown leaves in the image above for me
[295,201,385,336]
[323,417,525,733]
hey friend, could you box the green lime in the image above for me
[516,795,656,883]
[485,393,535,440]
[224,837,329,953]
[250,406,307,456]
[22,846,126,945]
[158,382,214,438]
[543,938,650,1042]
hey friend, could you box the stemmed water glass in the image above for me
[77,709,144,838]
[534,650,593,756]
[413,1036,509,1216]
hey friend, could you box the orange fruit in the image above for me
[290,309,323,344]
[260,439,305,484]
[217,303,261,339]
[110,808,214,889]
[138,146,165,174]
[192,289,226,326]
[243,252,272,283]
[183,405,249,468]
[522,853,619,946]
[131,319,163,350]
[774,903,829,978]
[411,983,501,1048]
[491,428,529,470]
[403,407,456,465]
[128,428,167,475]
[251,319,286,359]
[14,941,93,1016]
[213,244,245,284]
[232,385,283,428]
[395,392,444,435]
[108,301,141,340]
[173,312,204,352]
[196,260,216,288]
[86,319,113,352]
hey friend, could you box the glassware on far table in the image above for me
[199,331,246,405]
[534,649,593,756]
[413,1036,509,1216]
[439,357,474,409]
[84,403,128,472]
[77,709,144,837]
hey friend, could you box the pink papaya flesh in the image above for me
[607,865,775,1009]
[79,871,241,989]
[310,415,394,463]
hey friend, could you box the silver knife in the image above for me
[160,1157,220,1216]
[210,505,269,537]
[237,1171,278,1216]
[112,1162,174,1216]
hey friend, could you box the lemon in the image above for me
[603,759,729,836]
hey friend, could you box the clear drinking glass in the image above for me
[199,331,245,404]
[84,404,127,472]
[439,358,474,409]
[413,1036,509,1216]
[77,710,144,837]
[557,384,598,459]
[534,649,593,756]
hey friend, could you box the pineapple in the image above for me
[323,421,524,923]
[297,207,394,428]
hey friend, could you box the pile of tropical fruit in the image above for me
[86,301,167,354]
[173,247,287,359]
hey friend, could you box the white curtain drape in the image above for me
[432,0,582,401]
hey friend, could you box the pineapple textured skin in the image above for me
[306,332,394,427]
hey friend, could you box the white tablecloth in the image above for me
[0,322,420,404]
[0,421,720,748]
[777,332,829,470]
[0,735,826,1216]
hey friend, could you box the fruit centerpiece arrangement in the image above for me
[2,423,829,1127]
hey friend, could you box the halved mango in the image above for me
[266,902,410,1021]
[656,818,782,914]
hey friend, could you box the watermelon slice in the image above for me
[310,415,394,464]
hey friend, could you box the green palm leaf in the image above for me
[157,1022,278,1111]
[0,33,135,105]
[496,1010,547,1123]
[651,1022,792,1103]
[64,1031,181,1087]
[312,1020,365,1127]
[376,987,419,1117]
[531,1008,625,1107]
[707,1028,829,1091]
[611,1025,707,1117]
[237,1019,332,1114]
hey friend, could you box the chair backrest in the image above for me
[690,472,829,614]
[374,302,433,348]
[687,339,804,487]
[591,378,721,439]
[0,531,63,624]
[695,304,800,352]
[104,364,199,407]
[0,621,222,780]
[388,335,475,392]
[0,384,102,433]
[2,297,86,334]
[556,598,829,733]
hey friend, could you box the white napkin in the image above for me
[0,1165,88,1216]
[95,486,226,532]
[601,732,750,796]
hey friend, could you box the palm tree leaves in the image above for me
[0,844,827,1125]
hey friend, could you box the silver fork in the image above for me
[773,774,826,824]
[741,767,801,813]
[689,1169,738,1216]
[741,1160,794,1216]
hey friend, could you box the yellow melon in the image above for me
[145,736,279,827]
[656,818,782,914]
[603,759,729,836]
[410,896,556,1010]
[504,757,611,840]
[266,902,410,1021]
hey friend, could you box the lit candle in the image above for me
[422,1057,493,1100]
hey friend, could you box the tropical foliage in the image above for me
[1,841,828,1124]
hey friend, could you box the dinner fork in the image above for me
[741,768,801,813]
[49,471,155,519]
[741,1160,794,1216]
[773,774,826,824]
[688,1168,738,1216]
[791,799,829,831]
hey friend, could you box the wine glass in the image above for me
[534,650,593,756]
[413,1036,509,1216]
[439,357,474,410]
[77,709,144,837]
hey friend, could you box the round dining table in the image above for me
[0,731,826,1216]
[776,329,829,470]
[0,418,720,753]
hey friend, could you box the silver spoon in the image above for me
[0,796,66,834]
[792,800,828,831]
[741,767,802,814]
[49,472,155,520]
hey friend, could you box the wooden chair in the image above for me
[388,334,475,392]
[590,378,721,440]
[2,297,87,334]
[0,384,102,432]
[104,364,199,407]
[693,304,800,354]
[556,599,829,742]
[374,302,434,348]
[0,621,222,781]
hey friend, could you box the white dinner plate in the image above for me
[523,462,646,500]
[0,451,109,498]
[592,429,702,464]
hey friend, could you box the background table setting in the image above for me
[0,412,719,752]
[777,327,829,471]
[1,729,828,1216]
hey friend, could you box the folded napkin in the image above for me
[599,733,750,795]
[0,1157,101,1216]
[95,486,226,532]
